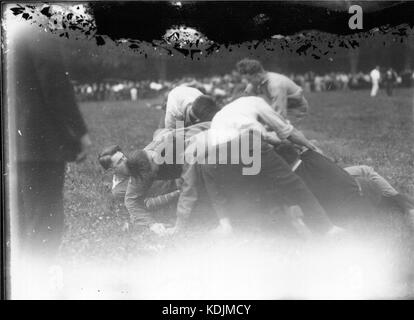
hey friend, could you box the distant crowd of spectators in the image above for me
[73,80,167,102]
[290,69,414,92]
[72,73,245,103]
[73,68,414,103]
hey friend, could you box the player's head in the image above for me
[189,95,220,124]
[98,145,129,176]
[236,58,265,84]
[126,149,156,181]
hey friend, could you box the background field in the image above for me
[58,88,414,298]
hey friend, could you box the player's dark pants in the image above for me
[283,148,376,226]
[200,141,334,234]
[17,161,65,259]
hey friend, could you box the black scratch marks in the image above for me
[95,35,105,46]
[8,4,414,61]
[9,4,97,42]
[296,42,313,56]
[10,5,25,16]
[40,6,52,18]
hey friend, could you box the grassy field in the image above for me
[57,88,414,299]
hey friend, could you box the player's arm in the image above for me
[286,128,321,152]
[244,83,255,95]
[164,91,181,129]
[257,102,319,152]
[124,177,155,225]
[144,190,180,211]
[256,101,293,140]
[266,83,288,118]
[164,109,178,129]
[287,91,309,123]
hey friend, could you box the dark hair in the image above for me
[236,58,265,76]
[98,145,122,170]
[191,95,219,122]
[126,149,152,180]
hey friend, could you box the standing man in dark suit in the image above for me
[6,18,92,261]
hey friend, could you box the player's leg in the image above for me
[260,147,335,234]
[345,165,414,216]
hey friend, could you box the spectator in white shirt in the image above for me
[130,87,138,101]
[370,66,381,97]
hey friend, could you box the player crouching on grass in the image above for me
[99,144,180,234]
[98,144,178,235]
[98,122,212,235]
[98,96,349,239]
[98,92,220,234]
[167,96,345,237]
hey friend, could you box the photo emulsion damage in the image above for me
[2,1,414,301]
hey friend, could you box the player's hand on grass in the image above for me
[149,223,167,235]
[158,223,182,237]
[287,206,313,240]
[121,222,130,232]
[326,225,347,239]
[211,218,233,237]
[164,227,177,236]
[175,178,184,189]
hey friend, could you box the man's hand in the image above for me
[263,131,282,146]
[244,83,255,95]
[76,134,92,163]
[288,129,325,155]
[160,221,185,237]
[326,225,347,239]
[287,205,313,240]
[164,227,178,236]
[175,178,184,189]
[149,223,167,235]
[162,224,185,237]
[308,140,324,155]
[211,218,233,237]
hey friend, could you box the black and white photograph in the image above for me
[2,1,414,301]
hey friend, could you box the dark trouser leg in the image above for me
[17,161,65,259]
[260,148,333,234]
[199,163,233,221]
[200,141,333,234]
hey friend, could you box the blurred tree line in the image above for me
[58,30,414,83]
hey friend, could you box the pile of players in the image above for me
[99,59,414,238]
